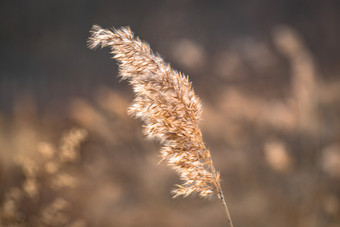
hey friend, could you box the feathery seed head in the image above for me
[88,25,222,198]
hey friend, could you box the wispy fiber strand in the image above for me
[88,25,233,226]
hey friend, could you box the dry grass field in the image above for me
[1,1,340,226]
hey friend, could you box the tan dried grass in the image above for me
[0,128,88,227]
[88,25,233,226]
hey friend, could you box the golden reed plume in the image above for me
[88,25,233,226]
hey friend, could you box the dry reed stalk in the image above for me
[88,25,233,227]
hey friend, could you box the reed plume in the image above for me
[88,25,233,226]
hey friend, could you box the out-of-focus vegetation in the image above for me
[1,1,340,226]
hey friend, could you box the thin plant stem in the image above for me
[209,162,234,227]
[219,189,234,227]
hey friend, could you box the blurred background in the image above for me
[1,0,340,226]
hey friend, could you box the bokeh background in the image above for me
[1,0,340,226]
